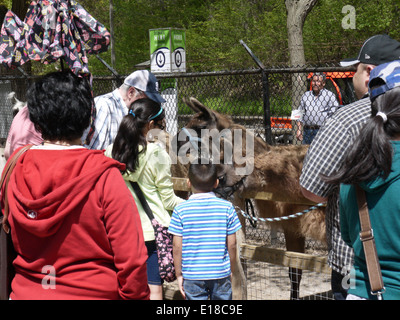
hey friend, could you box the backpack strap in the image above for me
[1,145,33,233]
[355,185,385,299]
[129,181,155,221]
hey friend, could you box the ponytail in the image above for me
[112,98,164,172]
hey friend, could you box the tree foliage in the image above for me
[2,0,400,74]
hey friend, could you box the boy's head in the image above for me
[188,160,218,193]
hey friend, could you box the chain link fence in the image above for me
[0,65,356,300]
[0,65,356,147]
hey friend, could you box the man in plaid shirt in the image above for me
[300,34,400,300]
[83,70,165,150]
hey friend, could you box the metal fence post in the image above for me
[262,70,273,145]
[239,40,273,145]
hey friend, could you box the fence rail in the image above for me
[241,244,330,275]
[0,64,355,147]
[0,64,351,299]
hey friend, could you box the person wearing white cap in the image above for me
[83,70,166,150]
[299,34,400,300]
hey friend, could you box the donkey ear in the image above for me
[183,97,203,113]
[187,97,216,120]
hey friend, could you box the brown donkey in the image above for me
[171,97,326,300]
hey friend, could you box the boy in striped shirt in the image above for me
[168,161,242,300]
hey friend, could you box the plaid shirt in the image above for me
[83,88,127,150]
[299,97,371,274]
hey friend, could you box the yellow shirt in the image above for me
[105,143,185,241]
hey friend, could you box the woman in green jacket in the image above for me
[106,98,185,300]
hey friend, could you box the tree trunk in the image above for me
[11,0,29,20]
[286,0,317,67]
[109,0,115,69]
[285,0,318,143]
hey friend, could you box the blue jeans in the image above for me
[184,276,232,300]
[145,241,162,285]
[303,128,319,144]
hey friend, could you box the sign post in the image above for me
[149,28,186,73]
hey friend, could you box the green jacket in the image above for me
[340,141,400,300]
[106,143,185,241]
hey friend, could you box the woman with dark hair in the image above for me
[106,98,185,300]
[1,70,149,300]
[324,60,400,300]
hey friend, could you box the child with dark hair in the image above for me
[187,159,219,192]
[168,159,242,300]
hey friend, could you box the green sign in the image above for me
[150,28,186,73]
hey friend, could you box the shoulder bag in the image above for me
[130,181,176,283]
[1,145,32,300]
[355,185,385,300]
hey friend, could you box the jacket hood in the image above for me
[6,147,125,237]
[360,141,400,193]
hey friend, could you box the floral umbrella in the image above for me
[0,0,110,75]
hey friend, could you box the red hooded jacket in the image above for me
[1,145,150,300]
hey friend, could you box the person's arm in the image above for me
[227,233,237,276]
[328,91,340,115]
[296,121,303,141]
[226,205,242,277]
[332,94,340,110]
[296,94,306,141]
[301,186,327,203]
[172,235,185,298]
[300,115,351,202]
[152,147,185,210]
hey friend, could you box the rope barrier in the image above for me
[235,201,326,223]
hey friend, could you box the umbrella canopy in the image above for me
[0,0,110,74]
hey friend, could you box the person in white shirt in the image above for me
[296,73,339,144]
[82,70,165,150]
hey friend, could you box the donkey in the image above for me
[172,97,326,300]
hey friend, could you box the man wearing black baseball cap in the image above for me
[340,34,400,99]
[83,70,165,150]
[299,34,400,300]
[340,34,400,67]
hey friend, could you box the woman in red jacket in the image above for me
[1,71,150,300]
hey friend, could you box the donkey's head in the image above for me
[172,97,255,199]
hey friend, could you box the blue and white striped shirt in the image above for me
[168,192,242,280]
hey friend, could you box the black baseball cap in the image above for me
[340,34,400,67]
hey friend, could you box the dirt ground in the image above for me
[164,261,332,301]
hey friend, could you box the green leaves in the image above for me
[40,0,400,74]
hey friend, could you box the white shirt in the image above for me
[82,88,127,150]
[299,88,339,126]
